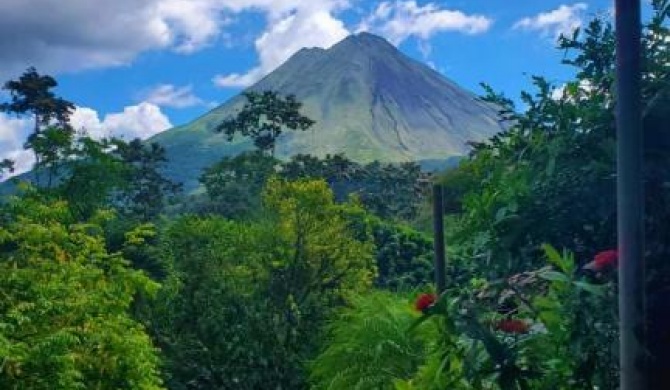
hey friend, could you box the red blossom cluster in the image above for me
[415,293,437,312]
[495,319,530,334]
[593,249,618,271]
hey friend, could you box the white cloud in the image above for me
[357,1,493,46]
[1,103,172,178]
[551,85,566,101]
[141,84,205,108]
[157,0,231,54]
[0,0,489,89]
[0,0,354,82]
[0,0,233,79]
[213,1,349,88]
[551,79,595,101]
[213,0,493,88]
[221,0,349,20]
[0,114,34,177]
[513,3,588,40]
[70,103,173,140]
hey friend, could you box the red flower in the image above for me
[495,319,530,334]
[415,293,437,312]
[593,249,618,271]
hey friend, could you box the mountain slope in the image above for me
[150,32,504,189]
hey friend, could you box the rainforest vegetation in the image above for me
[0,2,669,389]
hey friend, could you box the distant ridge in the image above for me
[150,32,505,189]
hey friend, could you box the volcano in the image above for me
[150,32,505,189]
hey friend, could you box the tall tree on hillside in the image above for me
[56,136,129,220]
[54,136,181,222]
[113,139,182,221]
[1,67,75,184]
[1,67,74,132]
[216,91,315,156]
[199,151,278,218]
[280,154,428,220]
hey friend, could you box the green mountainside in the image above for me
[150,32,505,189]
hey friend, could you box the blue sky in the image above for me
[0,0,618,174]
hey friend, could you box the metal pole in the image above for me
[615,0,646,388]
[433,184,446,293]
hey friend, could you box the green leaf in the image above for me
[541,244,574,273]
[542,244,562,267]
[408,311,434,331]
[539,270,570,283]
[573,281,606,296]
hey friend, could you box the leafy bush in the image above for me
[0,189,163,389]
[437,4,670,384]
[310,291,434,389]
[147,178,376,389]
[346,209,434,289]
[401,246,616,390]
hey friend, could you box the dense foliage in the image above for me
[146,178,375,389]
[313,247,617,390]
[0,67,431,388]
[0,2,668,388]
[0,189,163,389]
[443,5,670,385]
[310,291,432,389]
[196,151,428,221]
[313,2,669,389]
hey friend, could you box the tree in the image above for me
[0,67,74,132]
[281,154,428,220]
[356,161,428,220]
[53,137,180,222]
[369,218,434,289]
[147,178,375,389]
[0,190,163,389]
[436,2,669,385]
[198,151,278,218]
[1,67,75,185]
[261,177,376,315]
[56,136,129,221]
[216,91,315,155]
[112,139,182,221]
[30,125,76,188]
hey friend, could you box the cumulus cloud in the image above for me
[213,1,349,88]
[0,103,172,178]
[0,0,353,82]
[357,1,493,45]
[0,114,35,176]
[141,84,205,108]
[1,0,491,88]
[0,0,232,79]
[513,3,588,40]
[213,0,493,88]
[70,103,173,140]
[157,0,231,54]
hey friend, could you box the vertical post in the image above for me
[615,0,646,388]
[433,184,446,293]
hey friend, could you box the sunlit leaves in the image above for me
[148,178,375,388]
[0,195,162,389]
